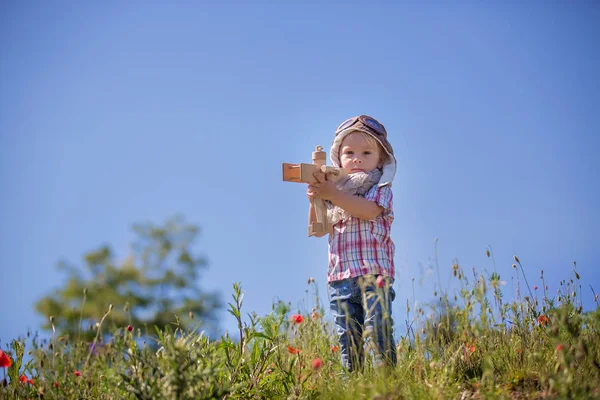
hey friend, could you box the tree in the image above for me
[35,216,221,341]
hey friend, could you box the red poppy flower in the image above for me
[331,345,338,353]
[537,315,549,325]
[0,350,11,368]
[28,378,34,385]
[556,344,565,352]
[19,375,27,383]
[291,314,304,324]
[127,325,133,332]
[53,382,60,388]
[287,345,301,354]
[74,370,82,377]
[311,358,323,370]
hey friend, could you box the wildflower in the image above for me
[534,286,538,290]
[513,255,520,263]
[311,311,320,319]
[307,277,315,284]
[537,315,549,326]
[287,346,301,354]
[291,314,304,324]
[127,325,133,332]
[376,275,385,288]
[468,345,476,354]
[53,382,59,388]
[486,249,490,258]
[311,358,323,370]
[28,378,34,385]
[556,344,565,352]
[331,345,338,353]
[512,264,517,269]
[74,370,82,377]
[0,350,11,368]
[19,375,27,383]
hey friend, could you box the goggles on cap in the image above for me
[335,115,387,138]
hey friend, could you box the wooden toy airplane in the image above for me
[282,146,348,237]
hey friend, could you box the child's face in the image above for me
[339,132,382,174]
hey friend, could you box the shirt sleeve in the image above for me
[364,184,393,219]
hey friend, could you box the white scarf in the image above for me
[326,168,383,224]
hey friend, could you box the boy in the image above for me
[307,115,398,372]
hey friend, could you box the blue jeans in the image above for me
[328,275,397,372]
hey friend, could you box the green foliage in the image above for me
[2,251,600,399]
[34,216,221,342]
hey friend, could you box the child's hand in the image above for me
[307,186,318,200]
[307,172,319,199]
[307,171,339,201]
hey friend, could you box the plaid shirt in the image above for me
[327,184,395,282]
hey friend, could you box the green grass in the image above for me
[2,255,600,399]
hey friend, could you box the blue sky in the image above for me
[1,2,599,345]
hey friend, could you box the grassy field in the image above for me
[1,254,599,399]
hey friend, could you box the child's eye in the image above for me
[364,151,371,155]
[345,151,354,155]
